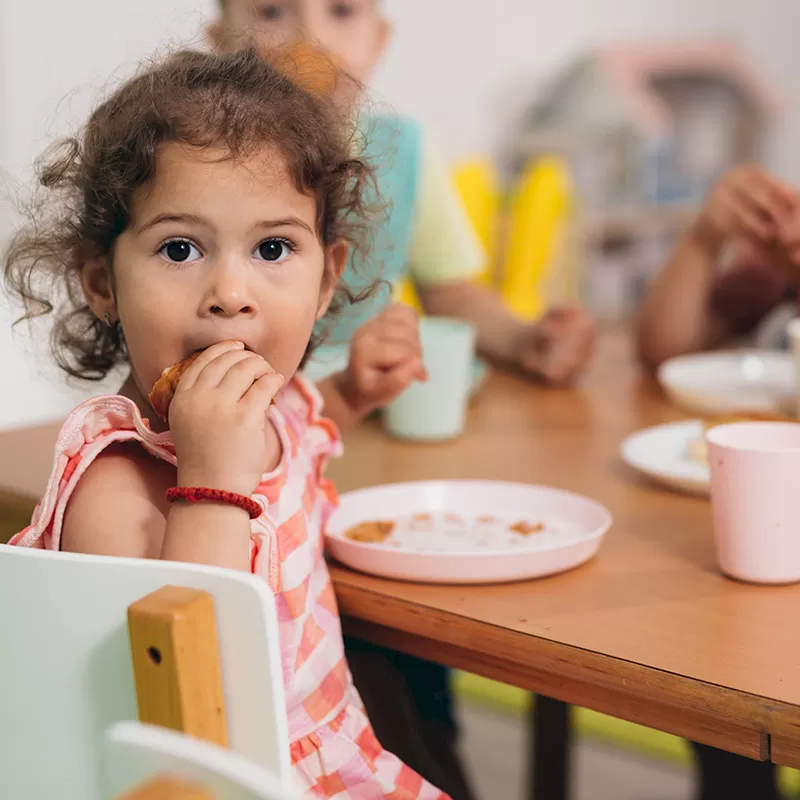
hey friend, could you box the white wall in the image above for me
[1,0,799,428]
[372,0,800,180]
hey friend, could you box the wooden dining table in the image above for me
[327,328,800,771]
[2,329,800,775]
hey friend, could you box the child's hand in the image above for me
[169,341,285,496]
[693,166,796,254]
[515,306,596,386]
[337,304,428,416]
[777,206,800,274]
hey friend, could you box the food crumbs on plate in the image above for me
[345,521,395,543]
[409,513,433,531]
[509,521,545,536]
[445,513,465,525]
[477,515,497,524]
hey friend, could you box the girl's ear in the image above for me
[80,259,116,321]
[316,240,349,321]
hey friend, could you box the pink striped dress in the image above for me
[10,374,449,800]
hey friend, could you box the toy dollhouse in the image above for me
[505,40,780,319]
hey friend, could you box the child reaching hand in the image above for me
[638,166,800,368]
[5,48,444,800]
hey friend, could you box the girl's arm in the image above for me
[61,442,253,571]
[635,227,731,370]
[62,342,285,572]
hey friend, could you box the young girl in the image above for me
[5,48,444,800]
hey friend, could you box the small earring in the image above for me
[102,311,114,327]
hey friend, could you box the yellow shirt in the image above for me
[406,132,484,287]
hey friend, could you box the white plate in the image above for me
[620,420,709,496]
[325,480,612,584]
[658,350,795,416]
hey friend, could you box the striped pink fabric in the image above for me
[10,374,449,800]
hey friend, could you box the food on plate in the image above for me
[687,411,795,464]
[409,513,433,531]
[344,521,395,543]
[509,520,545,535]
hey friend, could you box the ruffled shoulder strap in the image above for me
[11,395,175,551]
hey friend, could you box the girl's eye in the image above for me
[254,238,292,263]
[257,3,285,21]
[159,240,201,263]
[330,2,357,19]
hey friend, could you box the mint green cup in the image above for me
[384,317,477,441]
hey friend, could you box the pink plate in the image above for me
[325,480,612,584]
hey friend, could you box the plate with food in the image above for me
[620,420,710,496]
[325,480,612,584]
[657,350,795,416]
[621,412,796,496]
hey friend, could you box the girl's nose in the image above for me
[203,262,257,318]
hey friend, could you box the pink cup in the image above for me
[708,422,800,584]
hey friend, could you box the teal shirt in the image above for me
[304,114,422,380]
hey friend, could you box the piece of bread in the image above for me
[148,351,203,421]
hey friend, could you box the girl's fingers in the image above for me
[374,318,421,341]
[217,355,276,401]
[241,371,286,412]
[192,349,261,391]
[361,339,421,368]
[173,341,245,392]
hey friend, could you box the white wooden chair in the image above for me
[0,545,290,800]
[104,722,300,800]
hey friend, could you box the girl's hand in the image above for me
[515,306,596,386]
[337,304,428,417]
[168,341,285,496]
[692,166,797,254]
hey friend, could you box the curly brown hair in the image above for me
[4,47,376,380]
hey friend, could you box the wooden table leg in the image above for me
[528,695,571,800]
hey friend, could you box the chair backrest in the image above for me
[104,722,300,800]
[0,545,290,800]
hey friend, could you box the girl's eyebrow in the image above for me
[136,213,314,235]
[254,217,315,235]
[136,213,207,233]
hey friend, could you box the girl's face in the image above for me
[84,142,345,407]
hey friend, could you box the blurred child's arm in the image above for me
[637,167,797,370]
[419,280,595,384]
[318,304,427,431]
[636,228,731,369]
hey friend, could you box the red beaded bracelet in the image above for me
[165,487,262,520]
